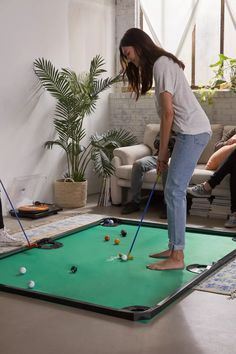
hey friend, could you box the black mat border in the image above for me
[0,218,235,321]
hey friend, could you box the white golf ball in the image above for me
[121,254,128,261]
[19,267,27,274]
[28,280,35,289]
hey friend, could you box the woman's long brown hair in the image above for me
[119,28,185,100]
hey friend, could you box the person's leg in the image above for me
[159,169,168,219]
[208,148,236,189]
[0,197,4,229]
[130,156,157,203]
[147,132,210,270]
[148,169,169,258]
[224,157,236,227]
[188,148,236,196]
[188,149,236,227]
[0,196,24,247]
[122,155,157,214]
[230,161,236,213]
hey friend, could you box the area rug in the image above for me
[0,213,105,254]
[194,257,236,297]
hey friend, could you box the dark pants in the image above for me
[0,197,4,229]
[208,148,236,213]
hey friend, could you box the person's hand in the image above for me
[156,160,168,175]
[226,134,236,145]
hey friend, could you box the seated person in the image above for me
[121,133,176,215]
[0,194,24,246]
[188,128,236,228]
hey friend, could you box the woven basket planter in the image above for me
[54,179,87,208]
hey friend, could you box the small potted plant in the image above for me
[198,54,236,104]
[34,56,136,207]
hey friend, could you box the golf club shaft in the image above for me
[127,180,157,256]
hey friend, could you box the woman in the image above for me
[120,28,211,270]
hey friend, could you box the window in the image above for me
[140,0,236,87]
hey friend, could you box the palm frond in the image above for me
[91,148,115,177]
[89,129,137,176]
[34,58,71,100]
[92,74,121,97]
[91,129,137,147]
[89,55,106,79]
[44,140,68,151]
[35,55,131,181]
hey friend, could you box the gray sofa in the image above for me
[111,123,235,205]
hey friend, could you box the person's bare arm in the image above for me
[157,91,174,175]
[225,134,236,145]
[215,128,236,151]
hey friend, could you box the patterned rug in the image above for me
[0,213,105,254]
[195,257,236,298]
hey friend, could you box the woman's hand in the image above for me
[156,159,168,175]
[226,134,236,145]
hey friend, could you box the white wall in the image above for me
[0,0,115,213]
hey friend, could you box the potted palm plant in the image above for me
[34,56,137,207]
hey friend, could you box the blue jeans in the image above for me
[165,132,211,251]
[130,156,168,203]
[130,156,157,203]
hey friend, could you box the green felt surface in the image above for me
[0,222,235,310]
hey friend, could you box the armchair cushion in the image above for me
[143,124,160,154]
[113,144,152,165]
[197,124,223,164]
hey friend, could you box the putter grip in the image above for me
[156,174,162,183]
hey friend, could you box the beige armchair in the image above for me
[111,123,234,205]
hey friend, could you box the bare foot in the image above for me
[147,250,184,270]
[149,249,172,258]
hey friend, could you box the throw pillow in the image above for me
[205,144,236,170]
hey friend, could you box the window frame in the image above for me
[140,0,227,88]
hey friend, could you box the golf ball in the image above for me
[19,267,27,274]
[28,280,35,289]
[121,254,128,261]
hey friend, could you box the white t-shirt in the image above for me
[153,56,211,135]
